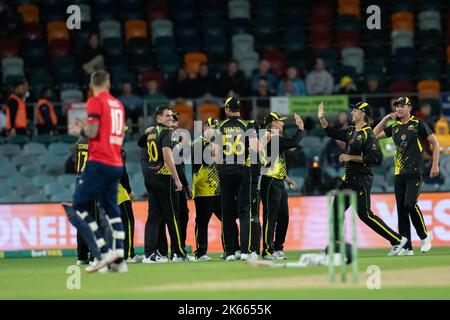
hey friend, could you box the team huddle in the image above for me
[64,70,440,273]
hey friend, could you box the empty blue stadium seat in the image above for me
[49,142,71,155]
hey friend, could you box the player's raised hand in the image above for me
[294,113,304,131]
[387,112,398,121]
[144,126,154,135]
[69,119,83,136]
[318,101,325,119]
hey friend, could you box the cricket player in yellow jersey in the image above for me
[260,112,304,260]
[374,97,439,255]
[192,118,227,261]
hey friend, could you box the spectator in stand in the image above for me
[277,66,307,96]
[336,76,359,104]
[80,33,105,75]
[321,111,349,170]
[251,59,278,95]
[118,82,143,126]
[335,111,350,130]
[0,1,23,39]
[5,80,28,136]
[336,76,357,94]
[142,80,168,122]
[305,58,334,96]
[278,79,297,96]
[170,67,199,98]
[36,87,58,135]
[415,103,436,132]
[197,63,218,98]
[255,79,272,121]
[331,111,350,151]
[221,60,248,97]
[365,79,390,121]
[170,67,189,98]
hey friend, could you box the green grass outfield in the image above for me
[1,247,449,300]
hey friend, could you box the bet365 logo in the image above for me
[66,5,81,30]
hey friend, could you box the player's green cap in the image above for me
[264,112,287,127]
[224,96,241,111]
[393,96,412,107]
[350,102,372,117]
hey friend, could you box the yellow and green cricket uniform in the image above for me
[384,116,432,249]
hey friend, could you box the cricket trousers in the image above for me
[72,161,125,259]
[156,190,189,256]
[395,173,428,250]
[219,166,252,256]
[120,200,136,260]
[179,189,189,251]
[250,166,262,254]
[194,196,224,257]
[260,176,289,256]
[332,180,402,246]
[143,171,186,257]
[77,199,98,261]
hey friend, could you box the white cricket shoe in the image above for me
[248,252,259,261]
[262,254,274,260]
[240,253,249,261]
[225,254,236,261]
[234,250,241,260]
[142,253,169,264]
[273,251,287,260]
[387,237,408,256]
[76,260,89,266]
[127,255,143,263]
[172,254,194,262]
[196,255,212,262]
[110,260,128,273]
[421,232,432,253]
[398,249,414,256]
[86,251,119,273]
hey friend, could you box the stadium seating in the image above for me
[151,20,174,43]
[173,102,194,131]
[237,51,259,78]
[17,4,40,23]
[2,0,450,204]
[198,103,221,123]
[418,10,441,32]
[184,52,207,75]
[417,80,441,99]
[99,20,122,43]
[47,21,70,42]
[341,47,364,74]
[125,20,148,44]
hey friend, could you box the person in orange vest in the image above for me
[36,87,58,135]
[6,80,28,136]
